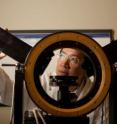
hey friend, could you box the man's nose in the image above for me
[62,58,70,68]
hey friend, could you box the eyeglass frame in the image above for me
[57,50,81,65]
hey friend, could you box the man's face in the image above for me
[56,48,84,76]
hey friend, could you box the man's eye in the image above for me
[59,53,65,59]
[59,53,63,57]
[70,57,79,64]
[60,53,63,57]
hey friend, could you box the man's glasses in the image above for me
[58,51,80,65]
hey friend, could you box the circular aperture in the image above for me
[25,31,111,117]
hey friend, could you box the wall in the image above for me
[0,0,117,38]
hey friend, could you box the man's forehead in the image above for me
[61,48,84,56]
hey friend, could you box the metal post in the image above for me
[12,63,24,124]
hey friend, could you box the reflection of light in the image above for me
[89,76,94,83]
